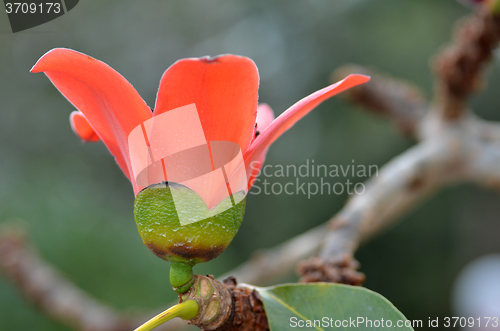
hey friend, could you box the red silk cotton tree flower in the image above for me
[32,49,368,196]
[31,48,369,297]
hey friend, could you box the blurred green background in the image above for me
[1,0,500,330]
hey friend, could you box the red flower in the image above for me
[31,48,369,196]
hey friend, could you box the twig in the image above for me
[0,222,327,331]
[434,10,500,119]
[298,9,500,283]
[334,65,428,136]
[0,226,187,331]
[219,224,326,285]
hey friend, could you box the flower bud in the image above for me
[134,182,245,265]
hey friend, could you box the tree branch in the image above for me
[334,65,428,137]
[0,226,187,331]
[0,222,328,331]
[298,8,500,283]
[219,224,326,285]
[298,136,462,283]
[434,10,500,119]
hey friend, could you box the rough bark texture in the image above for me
[334,66,428,137]
[181,275,269,331]
[219,277,269,331]
[0,227,135,331]
[297,255,365,285]
[434,10,500,119]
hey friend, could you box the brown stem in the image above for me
[298,137,463,283]
[434,10,500,119]
[334,65,428,137]
[0,225,269,331]
[180,275,269,331]
[0,225,188,331]
[219,224,326,286]
[0,226,134,331]
[297,254,365,285]
[299,9,500,285]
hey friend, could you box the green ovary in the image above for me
[134,182,246,265]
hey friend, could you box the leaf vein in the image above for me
[264,292,324,331]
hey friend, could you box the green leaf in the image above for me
[256,283,415,331]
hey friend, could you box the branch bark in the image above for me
[0,227,135,331]
[219,224,326,285]
[0,223,325,331]
[298,9,500,283]
[0,226,187,331]
[434,10,500,119]
[334,65,428,137]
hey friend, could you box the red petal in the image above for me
[153,55,259,153]
[247,104,275,187]
[70,111,100,143]
[244,74,370,171]
[255,103,275,133]
[31,48,152,189]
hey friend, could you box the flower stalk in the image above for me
[133,300,199,331]
[135,275,269,331]
[170,262,195,293]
